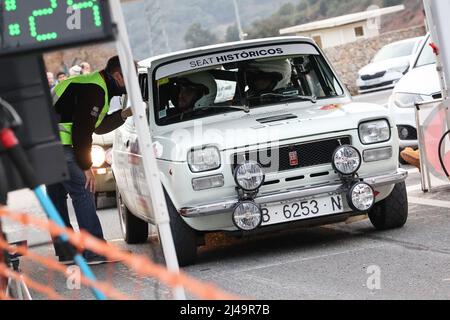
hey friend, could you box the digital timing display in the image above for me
[0,0,114,56]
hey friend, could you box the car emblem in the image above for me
[289,151,299,166]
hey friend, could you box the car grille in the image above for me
[361,71,386,81]
[232,137,351,173]
[432,92,442,100]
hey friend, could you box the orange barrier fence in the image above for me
[0,237,132,300]
[0,208,240,300]
[0,263,63,299]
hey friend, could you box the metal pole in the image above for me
[423,0,450,161]
[232,0,245,41]
[110,0,186,300]
[423,0,449,100]
[0,219,6,294]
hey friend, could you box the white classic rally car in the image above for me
[112,37,408,266]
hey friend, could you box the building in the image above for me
[279,5,405,49]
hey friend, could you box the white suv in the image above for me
[113,37,408,266]
[388,34,439,150]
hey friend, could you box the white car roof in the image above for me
[138,36,316,70]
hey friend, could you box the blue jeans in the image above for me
[46,146,104,259]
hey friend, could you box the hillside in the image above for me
[122,0,424,59]
[122,0,294,59]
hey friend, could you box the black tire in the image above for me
[369,182,408,230]
[95,193,100,209]
[164,191,198,267]
[116,186,149,244]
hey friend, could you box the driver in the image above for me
[244,59,292,98]
[171,72,217,120]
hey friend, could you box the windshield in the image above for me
[373,40,417,62]
[415,37,436,68]
[153,44,344,126]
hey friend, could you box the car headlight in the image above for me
[392,92,424,108]
[91,145,106,168]
[188,146,221,173]
[359,119,391,145]
[233,201,262,231]
[234,161,265,191]
[332,145,361,176]
[347,182,375,212]
[105,148,113,165]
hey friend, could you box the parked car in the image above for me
[92,132,115,207]
[113,36,408,266]
[388,34,439,151]
[90,97,123,208]
[357,37,424,94]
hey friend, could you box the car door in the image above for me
[113,72,155,223]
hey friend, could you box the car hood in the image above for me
[153,102,391,162]
[392,64,440,96]
[359,57,410,75]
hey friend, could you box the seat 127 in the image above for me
[112,36,408,266]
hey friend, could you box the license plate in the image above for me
[261,194,344,226]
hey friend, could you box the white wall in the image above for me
[297,21,379,49]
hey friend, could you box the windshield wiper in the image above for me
[259,93,317,104]
[196,104,250,113]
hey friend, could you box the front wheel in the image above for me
[164,191,198,267]
[116,186,149,244]
[369,182,408,230]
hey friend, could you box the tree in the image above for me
[184,23,218,49]
[225,24,240,42]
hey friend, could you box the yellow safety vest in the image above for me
[53,71,109,145]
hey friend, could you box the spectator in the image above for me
[47,72,55,89]
[80,62,92,75]
[56,71,68,83]
[69,65,82,76]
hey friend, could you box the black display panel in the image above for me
[0,0,114,56]
[0,54,69,204]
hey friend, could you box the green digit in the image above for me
[67,0,102,27]
[5,0,17,11]
[8,23,21,36]
[29,0,58,42]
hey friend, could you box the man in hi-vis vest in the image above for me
[48,56,132,265]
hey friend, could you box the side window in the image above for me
[139,73,149,102]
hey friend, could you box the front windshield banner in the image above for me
[155,43,319,80]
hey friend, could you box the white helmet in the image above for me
[178,72,217,109]
[246,59,292,91]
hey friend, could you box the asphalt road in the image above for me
[4,164,450,300]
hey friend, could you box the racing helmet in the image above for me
[245,59,292,92]
[176,72,217,109]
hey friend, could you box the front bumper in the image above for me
[179,169,408,218]
[356,71,402,94]
[93,167,116,193]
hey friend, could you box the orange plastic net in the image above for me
[0,207,239,300]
